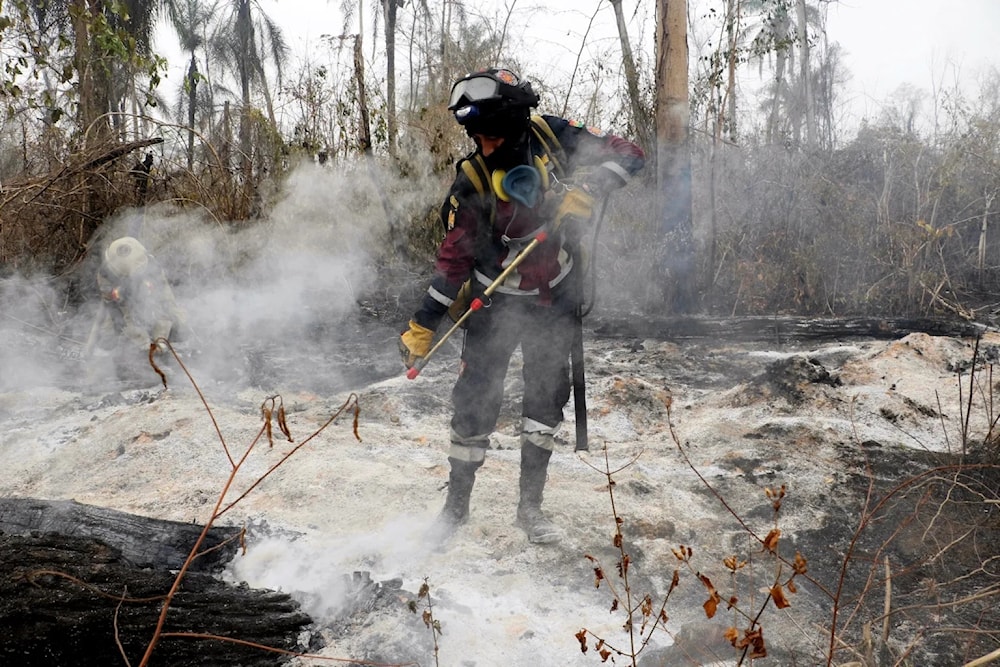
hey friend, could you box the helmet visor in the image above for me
[448,76,500,109]
[448,69,521,109]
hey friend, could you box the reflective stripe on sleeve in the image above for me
[601,161,630,183]
[428,285,455,308]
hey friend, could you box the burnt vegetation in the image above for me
[3,1,1000,666]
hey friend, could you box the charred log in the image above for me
[593,315,989,342]
[0,497,239,572]
[0,499,312,666]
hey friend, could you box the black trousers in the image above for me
[449,290,576,459]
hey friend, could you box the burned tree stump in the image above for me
[0,499,312,666]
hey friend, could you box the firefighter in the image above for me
[399,68,645,544]
[87,236,187,376]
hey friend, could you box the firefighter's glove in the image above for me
[399,320,434,369]
[551,187,595,230]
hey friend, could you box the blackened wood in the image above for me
[592,315,989,343]
[1,532,310,666]
[0,497,240,572]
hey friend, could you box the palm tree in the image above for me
[165,0,220,169]
[210,0,288,182]
[745,0,823,146]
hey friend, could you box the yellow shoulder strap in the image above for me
[460,154,491,198]
[530,115,566,177]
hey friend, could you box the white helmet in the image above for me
[104,236,149,277]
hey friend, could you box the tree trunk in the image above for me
[72,0,111,144]
[655,0,695,313]
[237,0,254,185]
[187,53,198,171]
[610,0,653,153]
[796,0,816,147]
[354,35,373,154]
[383,0,399,158]
[724,0,738,142]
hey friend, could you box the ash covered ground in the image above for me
[3,300,999,665]
[1,163,998,665]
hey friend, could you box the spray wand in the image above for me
[406,228,551,380]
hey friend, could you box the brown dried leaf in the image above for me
[724,555,747,571]
[277,404,293,442]
[593,567,604,588]
[672,544,693,562]
[763,528,781,553]
[724,627,740,645]
[703,595,719,619]
[771,583,791,609]
[575,629,588,653]
[794,551,808,574]
[748,628,767,658]
[787,579,798,594]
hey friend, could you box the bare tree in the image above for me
[609,0,653,152]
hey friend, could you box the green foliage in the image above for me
[0,0,164,129]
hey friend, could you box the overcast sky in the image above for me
[825,0,998,120]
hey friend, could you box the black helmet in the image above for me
[448,68,539,138]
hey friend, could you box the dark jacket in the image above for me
[413,114,645,329]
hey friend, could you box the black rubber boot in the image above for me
[429,457,481,544]
[515,443,562,544]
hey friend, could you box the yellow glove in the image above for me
[552,187,595,229]
[399,320,434,369]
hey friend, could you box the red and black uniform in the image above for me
[412,115,645,463]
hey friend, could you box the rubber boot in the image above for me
[515,443,562,544]
[429,457,481,544]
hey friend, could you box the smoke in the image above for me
[0,274,69,390]
[0,159,426,394]
[225,514,438,623]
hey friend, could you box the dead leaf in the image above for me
[763,528,781,552]
[771,583,790,609]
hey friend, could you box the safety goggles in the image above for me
[448,69,520,110]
